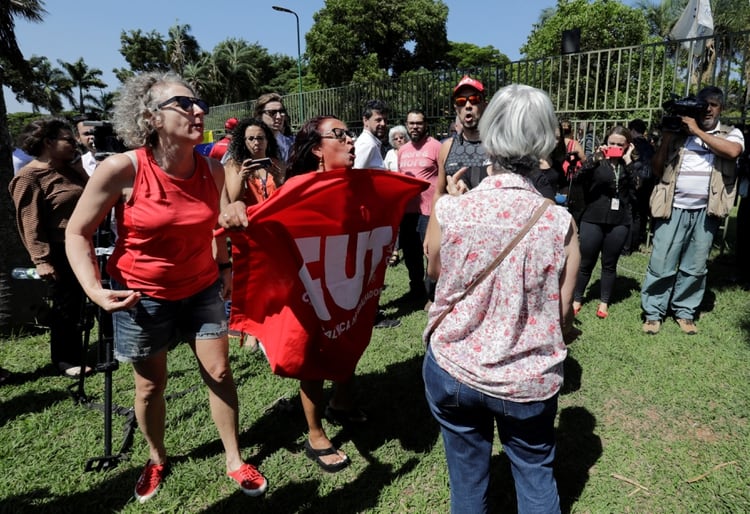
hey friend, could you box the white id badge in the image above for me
[610,198,620,210]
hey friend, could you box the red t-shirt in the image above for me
[397,136,442,215]
[208,137,231,161]
[107,147,220,300]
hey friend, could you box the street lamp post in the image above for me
[272,5,305,121]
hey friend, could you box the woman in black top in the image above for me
[572,125,637,318]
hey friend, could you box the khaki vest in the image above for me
[650,123,738,219]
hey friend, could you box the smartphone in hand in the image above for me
[251,158,272,168]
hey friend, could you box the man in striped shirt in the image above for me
[641,86,744,335]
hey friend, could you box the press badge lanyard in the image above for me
[610,162,621,211]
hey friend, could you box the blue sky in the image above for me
[4,0,637,113]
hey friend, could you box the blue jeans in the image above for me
[113,280,228,362]
[641,207,719,320]
[423,347,561,514]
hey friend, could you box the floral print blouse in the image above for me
[425,173,573,401]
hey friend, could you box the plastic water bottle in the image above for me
[11,267,40,279]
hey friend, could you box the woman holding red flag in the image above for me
[221,115,366,473]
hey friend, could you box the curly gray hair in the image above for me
[112,71,195,149]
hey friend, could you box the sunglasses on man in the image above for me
[454,94,483,107]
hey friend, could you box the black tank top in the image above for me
[444,134,490,190]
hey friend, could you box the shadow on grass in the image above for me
[380,291,430,319]
[0,389,69,428]
[185,353,439,513]
[580,275,641,308]
[561,355,582,395]
[0,470,143,513]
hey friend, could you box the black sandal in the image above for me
[303,440,350,473]
[324,405,368,426]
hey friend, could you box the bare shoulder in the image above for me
[90,152,137,190]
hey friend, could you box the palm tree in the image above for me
[90,90,117,119]
[21,55,69,113]
[183,53,218,100]
[167,23,200,76]
[0,0,49,331]
[212,39,259,104]
[635,0,685,39]
[57,57,107,113]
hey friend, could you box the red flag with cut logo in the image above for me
[229,168,428,381]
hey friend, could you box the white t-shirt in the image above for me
[674,124,744,210]
[354,130,385,169]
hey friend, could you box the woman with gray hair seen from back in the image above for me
[423,84,580,514]
[65,71,267,503]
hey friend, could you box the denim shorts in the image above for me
[112,280,228,363]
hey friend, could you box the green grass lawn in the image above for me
[1,246,749,513]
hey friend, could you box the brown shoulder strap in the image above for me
[426,199,553,342]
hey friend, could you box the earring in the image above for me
[317,155,325,172]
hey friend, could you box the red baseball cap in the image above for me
[224,117,239,131]
[453,76,485,97]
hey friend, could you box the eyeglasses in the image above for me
[55,136,77,145]
[245,136,266,142]
[454,94,483,107]
[155,96,209,114]
[262,109,287,117]
[321,127,354,142]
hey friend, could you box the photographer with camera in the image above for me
[641,86,744,335]
[571,126,637,319]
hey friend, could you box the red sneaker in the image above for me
[227,463,268,496]
[134,460,167,503]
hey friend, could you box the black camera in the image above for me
[661,95,708,132]
[82,121,127,160]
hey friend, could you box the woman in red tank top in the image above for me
[65,72,267,502]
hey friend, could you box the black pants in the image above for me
[48,243,86,367]
[399,213,426,300]
[736,195,750,284]
[574,221,629,304]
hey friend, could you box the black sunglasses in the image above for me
[321,127,355,141]
[454,94,483,107]
[156,96,210,114]
[262,109,287,117]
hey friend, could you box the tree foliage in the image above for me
[57,57,106,113]
[114,25,304,106]
[306,0,450,86]
[0,0,50,330]
[522,0,650,59]
[114,28,173,83]
[444,42,510,69]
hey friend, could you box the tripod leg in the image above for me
[69,301,95,404]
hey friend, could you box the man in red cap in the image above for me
[209,117,238,161]
[436,76,489,196]
[420,77,489,303]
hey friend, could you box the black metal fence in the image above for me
[205,30,750,143]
